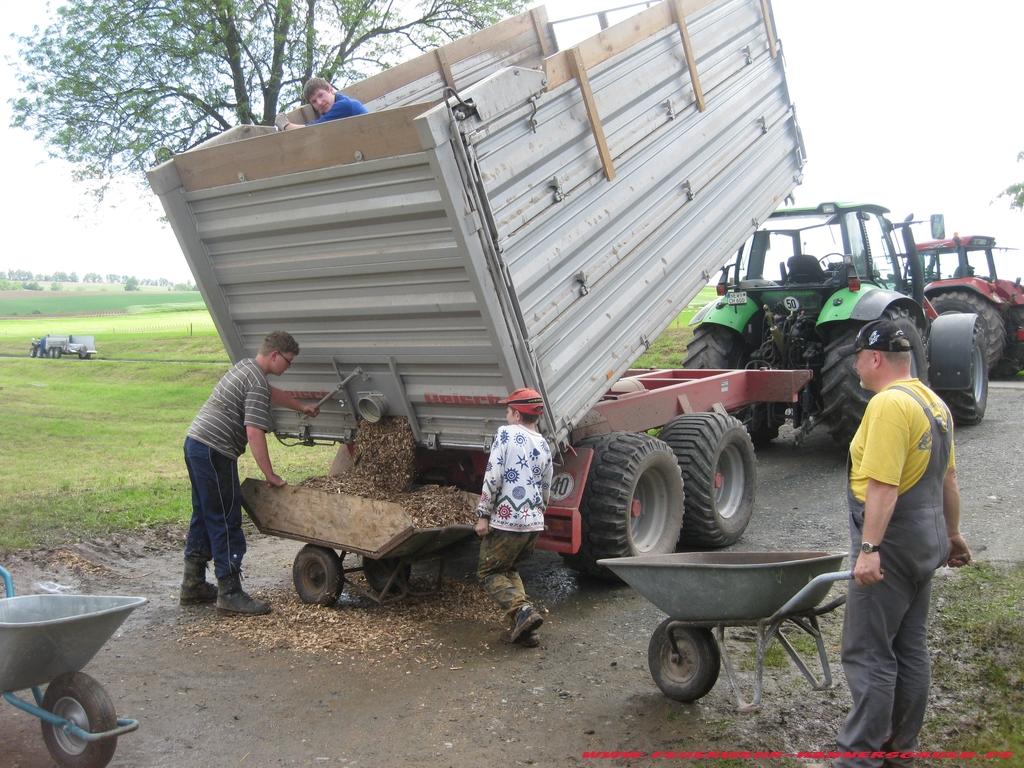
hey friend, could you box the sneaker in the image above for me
[510,605,543,642]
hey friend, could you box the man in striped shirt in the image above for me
[181,331,319,615]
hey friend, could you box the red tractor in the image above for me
[919,234,1024,378]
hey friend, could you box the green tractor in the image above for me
[684,202,988,445]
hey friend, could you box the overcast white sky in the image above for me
[2,0,1023,284]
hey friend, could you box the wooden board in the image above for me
[241,478,413,556]
[174,104,428,192]
[543,0,716,91]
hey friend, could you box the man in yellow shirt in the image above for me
[835,319,972,767]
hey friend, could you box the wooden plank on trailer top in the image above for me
[174,104,429,192]
[759,0,778,58]
[241,478,412,555]
[544,0,716,91]
[567,47,616,181]
[530,6,554,57]
[344,9,539,105]
[671,0,706,112]
[435,47,456,89]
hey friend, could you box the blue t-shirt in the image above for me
[311,93,368,124]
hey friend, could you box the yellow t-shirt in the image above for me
[848,378,955,502]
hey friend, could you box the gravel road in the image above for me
[2,384,1021,767]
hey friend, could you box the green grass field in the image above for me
[0,358,338,551]
[0,289,205,317]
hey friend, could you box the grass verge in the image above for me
[0,358,337,552]
[925,561,1024,758]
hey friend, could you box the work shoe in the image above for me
[515,630,541,648]
[179,557,217,606]
[216,573,271,615]
[510,605,543,642]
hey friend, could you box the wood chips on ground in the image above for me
[177,577,501,664]
[299,417,477,528]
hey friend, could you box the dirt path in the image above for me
[2,385,1022,767]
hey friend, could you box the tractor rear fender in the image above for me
[928,312,980,391]
[689,298,759,334]
[924,280,1004,305]
[816,288,926,328]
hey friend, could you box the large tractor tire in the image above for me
[561,432,684,581]
[930,290,1006,371]
[683,324,747,369]
[820,314,927,445]
[937,323,988,426]
[991,305,1024,379]
[659,413,756,548]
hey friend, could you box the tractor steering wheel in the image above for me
[819,252,846,269]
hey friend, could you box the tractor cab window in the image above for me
[927,246,993,280]
[861,213,899,288]
[746,213,844,283]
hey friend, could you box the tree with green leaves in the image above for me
[10,0,523,185]
[1003,151,1024,212]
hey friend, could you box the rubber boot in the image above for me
[216,572,271,615]
[179,557,217,605]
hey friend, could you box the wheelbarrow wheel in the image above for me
[40,671,118,768]
[292,545,343,605]
[362,556,411,595]
[647,620,720,703]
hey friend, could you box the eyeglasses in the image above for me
[277,352,294,368]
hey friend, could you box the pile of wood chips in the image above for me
[350,417,417,493]
[178,577,500,663]
[299,417,478,528]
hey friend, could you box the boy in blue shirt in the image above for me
[281,77,367,130]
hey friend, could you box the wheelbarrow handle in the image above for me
[768,570,853,622]
[0,565,13,598]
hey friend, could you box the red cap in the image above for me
[499,387,544,415]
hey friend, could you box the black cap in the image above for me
[853,319,913,353]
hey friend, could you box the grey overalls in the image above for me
[836,385,952,768]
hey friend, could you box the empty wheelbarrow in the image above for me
[241,479,475,605]
[1,564,146,768]
[598,551,851,710]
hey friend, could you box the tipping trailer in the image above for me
[149,0,809,578]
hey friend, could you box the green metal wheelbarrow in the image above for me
[598,551,851,711]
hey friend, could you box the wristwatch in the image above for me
[861,541,880,554]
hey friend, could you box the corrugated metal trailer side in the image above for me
[148,0,804,453]
[416,0,805,445]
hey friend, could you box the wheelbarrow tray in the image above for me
[0,594,147,693]
[240,478,474,560]
[597,551,846,622]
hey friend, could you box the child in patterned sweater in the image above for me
[475,388,553,646]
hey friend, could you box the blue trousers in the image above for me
[183,437,246,580]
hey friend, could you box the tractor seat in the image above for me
[786,254,826,283]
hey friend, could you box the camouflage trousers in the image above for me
[477,528,540,619]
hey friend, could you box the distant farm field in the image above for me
[0,289,205,317]
[0,301,223,360]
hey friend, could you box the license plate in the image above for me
[725,291,747,306]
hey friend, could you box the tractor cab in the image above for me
[918,235,1002,283]
[724,202,904,293]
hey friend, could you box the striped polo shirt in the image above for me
[187,358,274,459]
